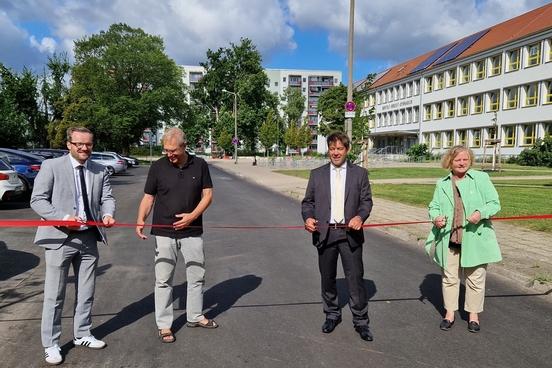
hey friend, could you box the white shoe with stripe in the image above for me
[44,344,62,365]
[73,335,106,349]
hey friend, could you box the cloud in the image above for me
[286,0,551,66]
[1,0,296,70]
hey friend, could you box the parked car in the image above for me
[20,148,68,159]
[90,152,127,175]
[0,148,44,194]
[121,155,139,167]
[0,158,25,201]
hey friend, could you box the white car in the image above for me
[0,158,24,201]
[90,152,127,175]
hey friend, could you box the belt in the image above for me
[328,223,345,230]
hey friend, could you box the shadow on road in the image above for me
[173,274,262,333]
[89,274,262,340]
[0,241,40,281]
[418,273,469,321]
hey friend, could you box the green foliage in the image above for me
[42,53,71,147]
[406,143,431,161]
[513,135,552,167]
[0,64,30,147]
[193,38,277,154]
[258,109,279,155]
[217,130,233,154]
[284,121,312,153]
[281,87,305,127]
[64,23,188,154]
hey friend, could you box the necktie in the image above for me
[332,167,344,223]
[77,166,93,223]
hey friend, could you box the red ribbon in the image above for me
[1,214,551,229]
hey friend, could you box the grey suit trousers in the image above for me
[41,230,99,347]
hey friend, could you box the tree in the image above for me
[41,53,71,147]
[258,109,279,156]
[284,120,312,155]
[317,84,347,134]
[0,64,34,147]
[63,23,188,154]
[281,87,305,127]
[193,38,278,154]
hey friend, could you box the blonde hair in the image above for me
[441,145,474,170]
[162,127,187,147]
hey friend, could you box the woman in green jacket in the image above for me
[425,146,502,333]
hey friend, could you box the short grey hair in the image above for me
[162,127,187,147]
[66,127,93,142]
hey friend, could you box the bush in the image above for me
[406,143,430,161]
[515,135,552,167]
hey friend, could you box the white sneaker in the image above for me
[73,335,107,349]
[44,345,62,365]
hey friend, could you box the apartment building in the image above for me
[265,69,342,153]
[361,3,552,157]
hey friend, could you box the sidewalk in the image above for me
[207,156,552,293]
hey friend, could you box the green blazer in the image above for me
[425,169,502,268]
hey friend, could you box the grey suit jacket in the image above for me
[301,161,373,248]
[30,155,116,249]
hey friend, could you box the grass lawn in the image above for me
[275,169,552,233]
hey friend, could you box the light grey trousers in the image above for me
[41,230,99,348]
[154,236,205,329]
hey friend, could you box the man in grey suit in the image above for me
[31,127,116,365]
[301,131,374,341]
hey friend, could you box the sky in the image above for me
[1,0,550,83]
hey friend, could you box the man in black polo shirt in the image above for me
[136,127,217,344]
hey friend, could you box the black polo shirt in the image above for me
[144,154,212,238]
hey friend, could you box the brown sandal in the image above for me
[158,329,175,343]
[186,319,219,329]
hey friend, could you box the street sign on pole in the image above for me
[345,101,356,112]
[345,111,356,118]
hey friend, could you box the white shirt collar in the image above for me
[68,154,89,170]
[331,162,347,171]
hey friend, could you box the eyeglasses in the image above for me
[69,142,94,149]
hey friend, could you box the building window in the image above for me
[443,131,453,148]
[474,60,486,80]
[405,83,411,97]
[460,64,470,84]
[424,105,432,121]
[413,80,420,95]
[457,130,467,146]
[526,43,541,67]
[423,133,430,145]
[544,123,552,136]
[489,55,502,76]
[548,39,552,62]
[435,103,443,119]
[447,69,456,87]
[504,87,518,109]
[446,100,455,118]
[425,77,433,93]
[472,95,483,114]
[433,132,442,148]
[472,129,481,147]
[488,91,500,112]
[488,126,497,140]
[503,125,516,147]
[412,107,419,123]
[436,73,444,90]
[274,81,278,87]
[302,87,306,93]
[522,124,536,146]
[283,77,286,82]
[524,84,538,107]
[458,97,469,116]
[303,77,307,82]
[506,49,520,71]
[544,81,552,104]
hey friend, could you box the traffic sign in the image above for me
[345,101,356,112]
[345,111,356,118]
[232,137,239,145]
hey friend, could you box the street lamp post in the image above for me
[222,89,238,164]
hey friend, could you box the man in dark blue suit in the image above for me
[301,131,374,341]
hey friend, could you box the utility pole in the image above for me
[222,89,239,164]
[345,0,355,140]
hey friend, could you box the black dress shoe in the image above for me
[354,325,373,341]
[322,317,342,333]
[439,319,454,331]
[468,321,480,333]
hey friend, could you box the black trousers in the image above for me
[317,229,369,326]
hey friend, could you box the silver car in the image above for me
[90,152,127,175]
[0,158,24,201]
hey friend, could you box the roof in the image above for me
[370,2,552,89]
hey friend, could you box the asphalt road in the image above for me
[1,164,551,368]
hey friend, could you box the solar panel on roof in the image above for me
[434,29,490,66]
[410,43,457,74]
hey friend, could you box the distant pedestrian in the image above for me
[31,127,116,365]
[301,131,374,341]
[425,145,502,333]
[136,127,217,344]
